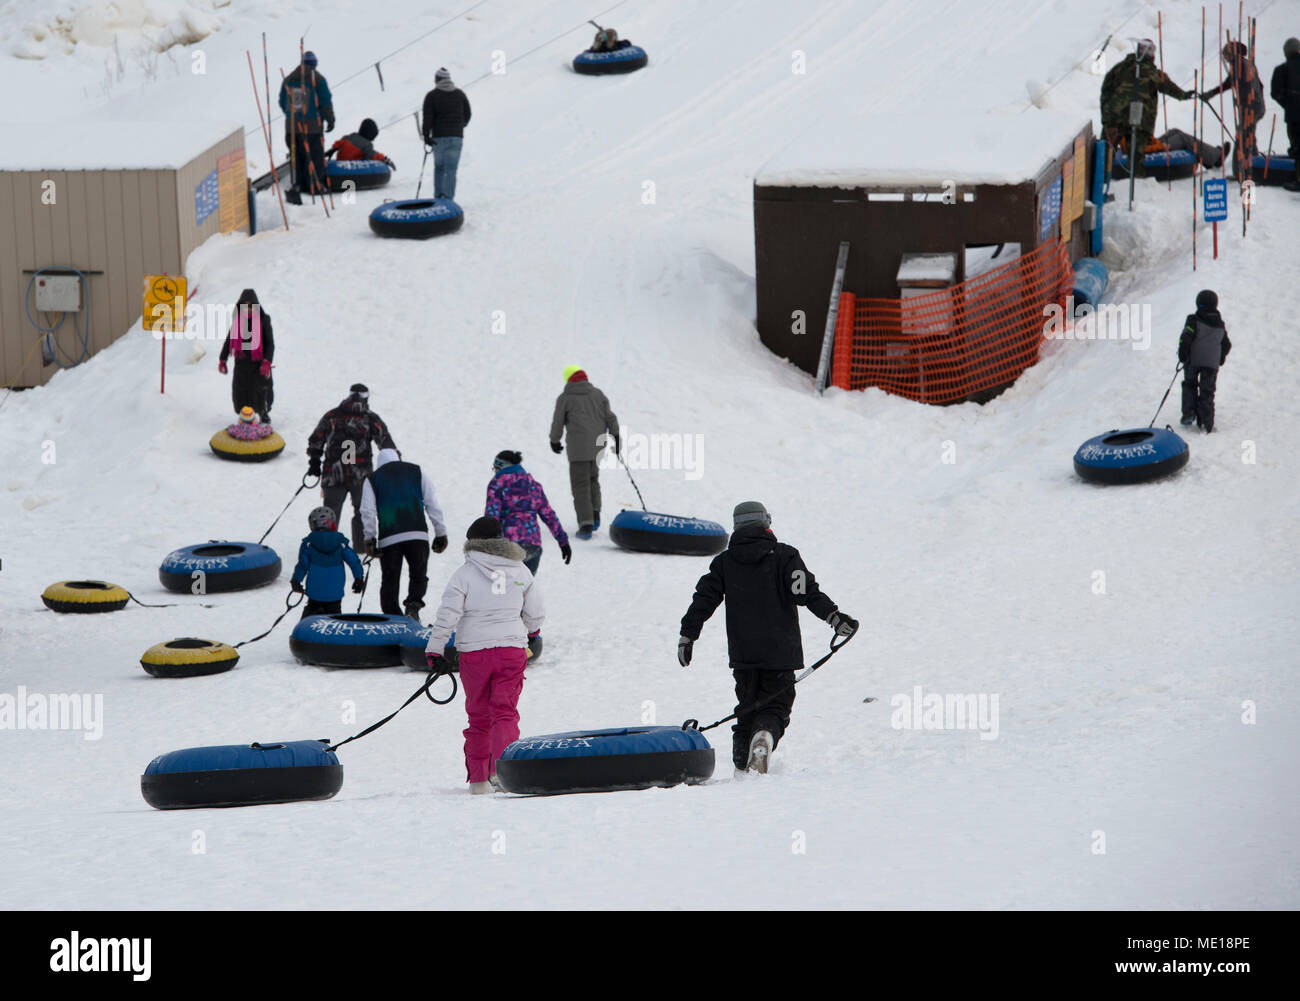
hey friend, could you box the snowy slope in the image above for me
[2,0,1298,909]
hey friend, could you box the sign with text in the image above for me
[1203,178,1228,223]
[142,274,187,334]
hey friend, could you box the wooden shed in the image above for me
[754,111,1096,378]
[1,121,249,390]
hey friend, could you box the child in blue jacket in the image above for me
[291,506,365,618]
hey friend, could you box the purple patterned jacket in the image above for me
[485,466,569,548]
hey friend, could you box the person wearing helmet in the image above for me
[307,383,397,552]
[327,117,396,170]
[1270,37,1300,189]
[1100,38,1195,178]
[1178,290,1232,433]
[291,506,365,619]
[278,50,334,197]
[217,289,274,424]
[1202,40,1267,176]
[549,365,619,540]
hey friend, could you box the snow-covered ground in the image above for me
[2,0,1298,909]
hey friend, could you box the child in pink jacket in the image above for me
[426,516,544,793]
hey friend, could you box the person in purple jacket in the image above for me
[484,450,571,576]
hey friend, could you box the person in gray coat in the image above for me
[1178,290,1231,433]
[549,365,619,538]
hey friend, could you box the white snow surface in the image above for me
[756,111,1093,187]
[3,120,241,170]
[2,0,1299,910]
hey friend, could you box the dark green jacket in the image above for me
[1100,55,1193,134]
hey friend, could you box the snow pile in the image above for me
[5,0,225,60]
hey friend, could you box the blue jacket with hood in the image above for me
[292,529,364,601]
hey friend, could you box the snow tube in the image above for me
[141,739,342,810]
[1248,154,1297,185]
[326,158,391,191]
[209,428,285,462]
[41,580,129,614]
[289,613,417,668]
[1072,257,1110,309]
[1073,427,1189,485]
[573,45,648,75]
[609,510,728,556]
[368,198,463,239]
[398,625,459,672]
[159,542,281,593]
[496,726,715,795]
[140,638,239,678]
[1111,148,1196,181]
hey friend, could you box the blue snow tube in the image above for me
[609,510,728,556]
[1112,148,1196,181]
[326,158,391,191]
[496,726,715,795]
[1073,427,1189,485]
[158,542,281,593]
[1071,257,1110,308]
[141,739,342,809]
[1248,154,1297,185]
[289,612,418,668]
[368,198,463,239]
[573,44,648,75]
[399,625,459,672]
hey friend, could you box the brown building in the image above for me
[754,111,1096,380]
[1,122,249,389]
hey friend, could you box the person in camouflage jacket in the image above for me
[1101,40,1194,177]
[307,384,397,551]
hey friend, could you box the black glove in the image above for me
[290,580,305,594]
[426,651,447,672]
[351,578,365,594]
[324,116,335,132]
[828,611,859,638]
[550,440,563,454]
[560,543,572,564]
[307,455,322,478]
[364,539,377,557]
[612,434,621,456]
[677,635,693,667]
[431,535,448,554]
[384,157,396,170]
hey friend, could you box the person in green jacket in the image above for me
[1100,38,1194,177]
[549,365,619,540]
[278,51,334,196]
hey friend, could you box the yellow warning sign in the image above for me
[142,274,188,334]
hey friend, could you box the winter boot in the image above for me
[746,730,774,774]
[592,510,601,531]
[469,781,493,795]
[1180,415,1195,426]
[527,632,543,662]
[1283,179,1300,192]
[576,524,594,540]
[403,599,424,623]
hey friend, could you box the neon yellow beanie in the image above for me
[563,364,582,383]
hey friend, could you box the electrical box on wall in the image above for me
[34,274,81,312]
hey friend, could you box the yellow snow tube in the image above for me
[141,638,240,678]
[41,580,130,614]
[209,429,285,462]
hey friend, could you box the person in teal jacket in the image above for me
[278,50,334,196]
[291,507,364,618]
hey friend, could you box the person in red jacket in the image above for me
[327,118,395,169]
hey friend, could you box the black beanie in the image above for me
[467,516,502,540]
[493,449,523,469]
[1195,290,1218,310]
[349,382,369,395]
[359,118,378,141]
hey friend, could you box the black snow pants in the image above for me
[732,668,796,770]
[322,481,367,553]
[301,598,341,621]
[378,539,429,616]
[231,360,273,421]
[1181,365,1219,430]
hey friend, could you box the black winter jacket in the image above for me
[680,525,838,671]
[1178,308,1231,368]
[1271,53,1300,121]
[218,308,274,366]
[422,87,472,140]
[306,396,397,487]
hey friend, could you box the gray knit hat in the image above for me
[1285,38,1300,57]
[733,501,771,530]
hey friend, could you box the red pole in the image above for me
[247,50,289,231]
[1158,11,1172,190]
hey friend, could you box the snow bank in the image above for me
[4,0,225,59]
[756,110,1092,187]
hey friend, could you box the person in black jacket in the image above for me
[277,51,334,197]
[678,502,858,775]
[1271,37,1300,189]
[217,289,274,423]
[1179,290,1232,433]
[421,67,471,199]
[306,384,397,551]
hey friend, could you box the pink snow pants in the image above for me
[458,646,528,783]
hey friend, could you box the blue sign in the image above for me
[1039,175,1063,242]
[1203,178,1228,223]
[195,169,219,225]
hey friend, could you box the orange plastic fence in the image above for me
[830,239,1073,404]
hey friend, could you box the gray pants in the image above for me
[568,460,602,528]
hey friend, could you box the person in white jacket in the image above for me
[360,448,448,620]
[426,516,544,794]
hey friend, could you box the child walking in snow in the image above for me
[291,506,365,619]
[425,517,544,794]
[485,450,571,576]
[678,501,858,775]
[1179,289,1232,433]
